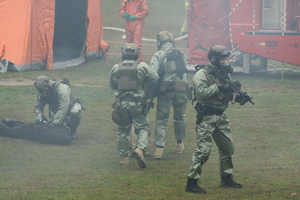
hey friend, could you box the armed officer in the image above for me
[185,45,243,194]
[109,43,159,168]
[150,31,188,160]
[34,76,83,138]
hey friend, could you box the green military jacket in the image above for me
[193,63,233,111]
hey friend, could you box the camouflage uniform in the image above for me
[34,77,82,136]
[185,45,242,194]
[150,41,188,151]
[187,62,235,180]
[109,60,159,159]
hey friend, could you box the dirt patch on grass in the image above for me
[0,78,34,86]
[0,78,97,87]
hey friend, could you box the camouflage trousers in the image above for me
[187,113,234,179]
[154,91,187,147]
[117,101,151,158]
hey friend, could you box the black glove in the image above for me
[35,119,44,124]
[235,95,246,105]
[45,122,56,129]
[234,80,241,88]
[218,83,231,93]
[41,116,48,122]
[158,68,165,77]
[35,116,49,124]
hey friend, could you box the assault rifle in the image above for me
[143,76,163,116]
[211,69,255,105]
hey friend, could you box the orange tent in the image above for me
[0,0,109,72]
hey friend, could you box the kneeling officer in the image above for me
[34,76,84,138]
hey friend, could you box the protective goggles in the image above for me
[221,49,230,57]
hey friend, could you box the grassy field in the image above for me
[0,0,300,199]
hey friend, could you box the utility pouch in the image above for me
[142,101,150,116]
[111,98,123,125]
[112,107,122,125]
[194,103,206,124]
[160,81,188,92]
[174,82,188,92]
[160,81,175,92]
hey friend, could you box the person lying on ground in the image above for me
[0,118,72,146]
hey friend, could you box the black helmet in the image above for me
[207,45,230,65]
[157,31,174,50]
[121,43,139,61]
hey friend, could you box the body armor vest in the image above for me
[117,61,142,91]
[49,79,76,113]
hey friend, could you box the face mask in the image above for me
[220,59,229,67]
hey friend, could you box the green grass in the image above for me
[0,0,300,199]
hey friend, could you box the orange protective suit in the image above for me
[120,0,149,61]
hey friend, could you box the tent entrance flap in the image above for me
[53,0,87,63]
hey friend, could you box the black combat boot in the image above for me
[0,123,8,136]
[70,128,77,139]
[185,178,207,194]
[220,174,243,188]
[2,118,14,128]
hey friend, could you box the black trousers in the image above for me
[0,121,72,145]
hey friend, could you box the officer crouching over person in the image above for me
[185,45,244,194]
[34,76,85,139]
[109,43,159,168]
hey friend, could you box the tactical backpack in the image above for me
[162,48,187,79]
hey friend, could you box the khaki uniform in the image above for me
[187,63,235,179]
[109,60,159,158]
[150,42,188,148]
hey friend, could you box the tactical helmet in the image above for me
[157,31,174,49]
[34,76,51,91]
[34,76,54,98]
[121,43,139,60]
[207,45,230,64]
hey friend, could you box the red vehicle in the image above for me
[189,0,300,73]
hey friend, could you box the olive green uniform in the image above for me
[34,80,82,133]
[109,60,159,158]
[187,63,235,179]
[150,42,188,148]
